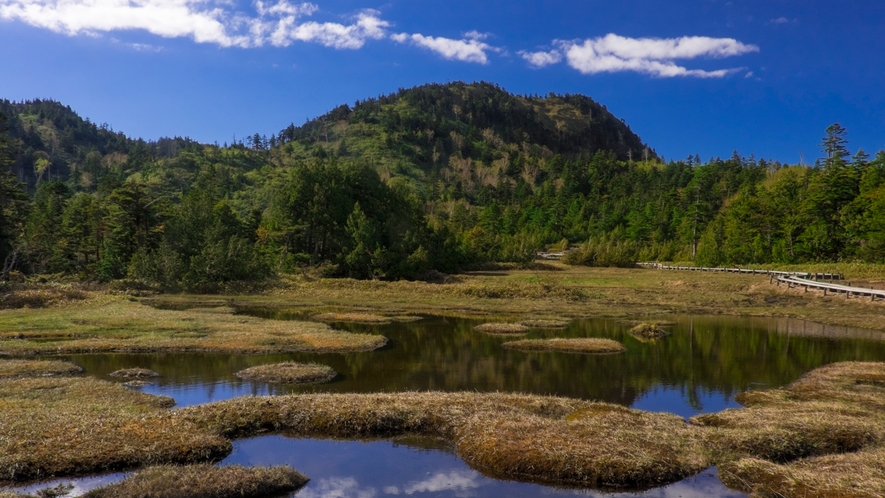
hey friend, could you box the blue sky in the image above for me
[2,0,883,163]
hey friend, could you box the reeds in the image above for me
[81,464,308,498]
[235,362,336,384]
[502,338,626,354]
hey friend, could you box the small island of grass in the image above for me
[0,360,83,379]
[628,322,671,340]
[110,368,160,378]
[474,323,530,335]
[518,319,571,329]
[502,338,626,354]
[235,362,337,384]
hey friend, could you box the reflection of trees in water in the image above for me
[67,314,885,412]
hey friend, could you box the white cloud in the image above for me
[402,470,484,495]
[0,0,389,49]
[518,49,562,68]
[391,32,495,64]
[558,33,758,78]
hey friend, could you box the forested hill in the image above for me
[1,82,884,290]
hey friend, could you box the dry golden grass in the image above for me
[691,362,885,496]
[0,376,230,483]
[82,464,308,498]
[110,368,160,378]
[628,322,670,340]
[181,391,710,489]
[0,299,387,355]
[235,362,336,384]
[0,360,82,379]
[473,323,529,335]
[518,319,570,329]
[502,338,627,354]
[0,285,89,310]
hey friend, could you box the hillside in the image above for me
[1,82,884,289]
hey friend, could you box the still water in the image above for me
[9,313,885,496]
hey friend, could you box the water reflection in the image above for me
[61,314,885,418]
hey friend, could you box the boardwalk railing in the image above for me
[637,262,843,280]
[776,275,885,302]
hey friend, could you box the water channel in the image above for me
[7,312,885,497]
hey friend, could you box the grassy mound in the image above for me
[181,392,709,489]
[628,323,670,340]
[0,299,387,355]
[110,368,160,378]
[235,362,336,384]
[517,319,570,329]
[473,323,530,335]
[0,377,230,482]
[0,360,82,379]
[502,338,626,354]
[82,464,308,498]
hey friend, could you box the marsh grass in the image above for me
[181,392,710,489]
[0,376,230,483]
[0,299,387,355]
[692,362,885,496]
[517,319,570,329]
[502,338,627,354]
[473,323,529,335]
[81,464,308,498]
[109,368,160,378]
[628,323,670,340]
[235,362,336,384]
[0,360,82,379]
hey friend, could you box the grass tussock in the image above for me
[0,285,89,310]
[473,323,529,335]
[518,319,570,329]
[180,392,709,489]
[693,361,885,497]
[0,377,230,483]
[235,362,336,384]
[110,368,160,378]
[502,338,627,354]
[628,322,671,340]
[0,299,387,355]
[82,464,308,498]
[719,448,885,498]
[0,360,82,379]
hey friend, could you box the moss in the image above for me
[473,323,529,335]
[235,362,336,384]
[0,360,82,379]
[82,464,308,498]
[502,338,627,354]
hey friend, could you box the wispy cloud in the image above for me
[518,49,562,68]
[0,0,389,48]
[391,31,496,64]
[520,33,757,78]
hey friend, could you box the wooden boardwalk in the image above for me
[637,262,843,281]
[775,275,885,301]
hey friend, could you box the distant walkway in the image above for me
[637,262,844,281]
[776,275,885,302]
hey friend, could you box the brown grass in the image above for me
[518,319,570,329]
[181,392,710,489]
[0,360,82,379]
[110,368,160,378]
[0,285,89,310]
[0,299,387,355]
[82,464,308,498]
[0,376,230,483]
[235,362,336,384]
[473,323,529,335]
[502,338,627,354]
[628,323,671,340]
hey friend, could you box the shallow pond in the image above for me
[8,313,885,496]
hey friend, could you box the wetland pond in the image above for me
[10,312,885,497]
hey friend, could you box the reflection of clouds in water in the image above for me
[4,472,128,497]
[384,469,484,496]
[296,476,377,498]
